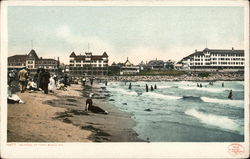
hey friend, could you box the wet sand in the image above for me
[7,83,142,142]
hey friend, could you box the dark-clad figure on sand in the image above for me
[85,93,108,114]
[40,69,50,94]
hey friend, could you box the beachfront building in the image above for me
[8,49,60,74]
[120,58,140,75]
[178,48,244,71]
[69,51,108,76]
[139,59,175,70]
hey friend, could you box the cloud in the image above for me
[54,25,244,65]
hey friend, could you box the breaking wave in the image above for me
[143,92,182,100]
[185,109,239,132]
[201,97,244,107]
[180,86,225,93]
[107,88,137,95]
[181,96,202,101]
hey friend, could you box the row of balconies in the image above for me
[190,62,244,66]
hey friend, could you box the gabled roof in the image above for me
[70,52,76,57]
[124,58,133,66]
[27,49,39,60]
[102,52,108,57]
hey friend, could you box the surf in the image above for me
[107,87,137,95]
[142,92,182,100]
[201,97,244,107]
[185,108,241,133]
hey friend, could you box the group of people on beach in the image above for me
[8,67,71,95]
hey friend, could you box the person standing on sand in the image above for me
[90,77,94,86]
[40,69,50,94]
[82,78,86,86]
[18,67,29,93]
[146,84,149,92]
[48,75,56,93]
[228,90,233,99]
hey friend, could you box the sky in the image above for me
[8,6,244,64]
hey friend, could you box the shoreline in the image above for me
[8,83,143,142]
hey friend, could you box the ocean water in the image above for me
[105,81,244,142]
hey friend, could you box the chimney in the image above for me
[195,49,197,52]
[232,47,234,50]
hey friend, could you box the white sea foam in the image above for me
[185,109,239,131]
[157,86,172,89]
[201,97,244,107]
[107,87,137,95]
[180,86,225,93]
[143,92,182,100]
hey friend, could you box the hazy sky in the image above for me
[8,6,244,64]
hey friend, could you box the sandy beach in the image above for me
[7,83,142,142]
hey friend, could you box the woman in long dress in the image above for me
[48,76,56,93]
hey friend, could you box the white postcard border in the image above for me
[1,0,249,158]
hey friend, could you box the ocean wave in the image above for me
[107,88,137,95]
[157,86,172,89]
[181,96,203,101]
[180,86,225,92]
[201,97,244,106]
[180,86,243,93]
[185,109,240,132]
[143,92,182,100]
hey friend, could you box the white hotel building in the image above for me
[179,48,244,71]
[69,51,108,76]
